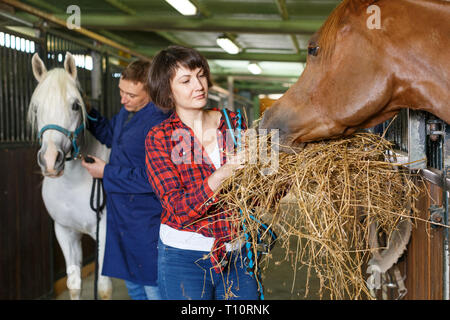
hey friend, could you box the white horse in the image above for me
[28,52,112,300]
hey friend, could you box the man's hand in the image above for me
[81,155,106,179]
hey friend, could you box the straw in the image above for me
[214,131,424,300]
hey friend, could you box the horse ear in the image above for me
[31,53,47,82]
[64,52,77,80]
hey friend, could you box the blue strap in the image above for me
[86,113,98,122]
[38,122,85,160]
[223,109,237,146]
[38,124,71,140]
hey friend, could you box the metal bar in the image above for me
[18,50,25,141]
[443,166,449,300]
[139,47,307,62]
[420,168,450,191]
[408,109,427,170]
[6,42,12,141]
[12,44,18,142]
[49,13,322,35]
[190,50,306,63]
[3,0,150,60]
[0,45,4,142]
[46,29,133,64]
[0,26,42,44]
[103,55,110,118]
[25,49,33,141]
[103,0,136,15]
[444,125,450,300]
[227,76,234,111]
[446,123,450,166]
[0,10,34,28]
[154,31,189,47]
[24,0,61,13]
[215,74,299,82]
[275,0,301,54]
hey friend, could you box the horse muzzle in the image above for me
[37,147,65,177]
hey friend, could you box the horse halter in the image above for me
[38,122,86,161]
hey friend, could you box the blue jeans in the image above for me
[124,280,161,300]
[157,239,259,300]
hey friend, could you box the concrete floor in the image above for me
[55,242,320,300]
[55,273,130,300]
[55,198,322,300]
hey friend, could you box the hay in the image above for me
[215,132,423,300]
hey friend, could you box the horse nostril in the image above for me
[37,150,46,168]
[55,150,65,169]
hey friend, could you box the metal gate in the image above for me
[0,18,129,299]
[374,109,449,300]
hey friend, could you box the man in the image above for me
[81,60,169,299]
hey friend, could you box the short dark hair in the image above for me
[148,45,212,112]
[121,59,152,94]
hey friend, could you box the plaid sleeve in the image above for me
[145,128,215,227]
[230,110,248,131]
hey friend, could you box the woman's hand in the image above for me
[207,150,245,192]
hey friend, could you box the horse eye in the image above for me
[72,101,81,111]
[308,45,319,57]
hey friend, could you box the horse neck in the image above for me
[79,130,107,158]
[386,0,450,122]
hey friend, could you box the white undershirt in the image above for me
[208,141,221,169]
[160,141,242,252]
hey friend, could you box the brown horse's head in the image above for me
[260,0,450,146]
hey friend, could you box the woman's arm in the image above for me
[145,131,217,227]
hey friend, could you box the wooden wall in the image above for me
[0,145,96,299]
[0,146,53,299]
[402,181,447,299]
[259,98,277,115]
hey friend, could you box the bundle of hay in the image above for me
[215,132,423,300]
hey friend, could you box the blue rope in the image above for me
[223,108,270,300]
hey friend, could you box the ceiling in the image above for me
[2,0,341,96]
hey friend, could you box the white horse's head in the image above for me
[28,52,86,177]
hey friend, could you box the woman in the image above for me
[145,45,258,300]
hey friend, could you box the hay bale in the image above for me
[215,132,423,300]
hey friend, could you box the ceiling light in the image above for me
[248,62,262,75]
[216,35,240,55]
[165,0,197,16]
[268,94,283,100]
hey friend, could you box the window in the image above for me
[0,32,35,53]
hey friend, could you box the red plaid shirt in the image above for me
[145,108,245,272]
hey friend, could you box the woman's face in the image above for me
[170,65,208,111]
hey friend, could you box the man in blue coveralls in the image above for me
[81,59,169,299]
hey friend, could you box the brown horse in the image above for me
[260,0,450,145]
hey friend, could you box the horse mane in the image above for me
[28,68,86,132]
[317,0,379,64]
